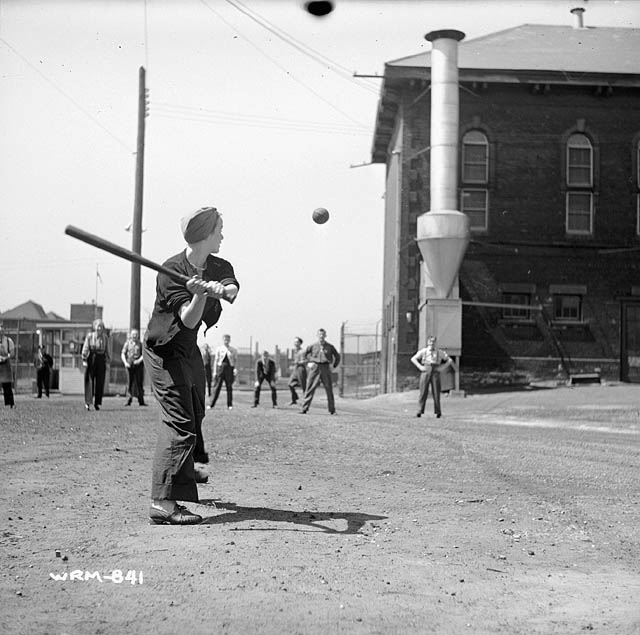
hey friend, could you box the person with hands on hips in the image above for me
[411,335,453,419]
[144,206,239,525]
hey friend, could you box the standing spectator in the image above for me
[144,206,239,525]
[82,318,110,411]
[252,350,278,408]
[34,344,54,398]
[0,322,16,408]
[121,328,146,407]
[209,334,237,409]
[287,336,307,406]
[300,328,340,415]
[200,341,213,397]
[410,336,453,419]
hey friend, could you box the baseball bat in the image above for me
[65,225,191,285]
[64,225,233,301]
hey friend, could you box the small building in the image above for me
[371,13,640,390]
[0,300,111,394]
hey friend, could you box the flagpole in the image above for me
[95,264,100,319]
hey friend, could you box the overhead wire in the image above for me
[151,102,371,135]
[197,0,370,128]
[0,37,133,153]
[223,0,380,95]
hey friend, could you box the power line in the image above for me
[223,0,379,95]
[152,101,371,134]
[0,37,133,153]
[197,0,369,128]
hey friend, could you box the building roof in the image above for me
[0,300,69,323]
[372,24,640,162]
[388,24,640,76]
[0,300,50,321]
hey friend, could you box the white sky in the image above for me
[1,0,637,352]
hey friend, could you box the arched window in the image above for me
[566,133,592,187]
[565,133,594,235]
[461,130,489,231]
[462,130,488,183]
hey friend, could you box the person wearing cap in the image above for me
[144,206,239,526]
[252,350,278,408]
[410,335,453,419]
[0,322,16,408]
[81,318,110,411]
[299,328,340,415]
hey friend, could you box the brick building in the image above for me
[372,16,640,391]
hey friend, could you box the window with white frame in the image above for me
[566,191,593,234]
[553,294,582,322]
[567,133,593,187]
[502,292,531,320]
[461,189,488,231]
[462,131,488,183]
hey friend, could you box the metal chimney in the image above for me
[570,7,585,29]
[416,29,469,300]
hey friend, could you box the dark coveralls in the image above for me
[34,349,54,398]
[254,358,278,407]
[82,333,109,408]
[144,250,238,503]
[0,335,15,407]
[122,339,145,405]
[300,341,340,414]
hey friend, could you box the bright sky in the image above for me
[1,0,637,352]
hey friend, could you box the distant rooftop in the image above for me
[387,24,640,76]
[372,23,640,163]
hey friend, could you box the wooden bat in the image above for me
[64,225,233,300]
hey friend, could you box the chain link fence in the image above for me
[339,321,381,399]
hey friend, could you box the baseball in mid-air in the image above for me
[312,207,330,224]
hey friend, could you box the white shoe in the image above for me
[228,406,233,410]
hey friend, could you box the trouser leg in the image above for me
[93,357,106,407]
[301,366,321,412]
[431,371,442,415]
[210,372,223,407]
[145,346,198,503]
[254,379,262,405]
[417,371,430,414]
[269,380,277,406]
[319,365,335,412]
[2,382,14,406]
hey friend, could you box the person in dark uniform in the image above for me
[121,329,146,406]
[200,341,213,397]
[144,206,239,525]
[410,335,452,418]
[209,334,237,409]
[252,350,278,408]
[300,328,340,415]
[287,336,307,406]
[82,318,110,411]
[34,345,54,398]
[0,322,16,408]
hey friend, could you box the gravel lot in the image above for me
[2,383,639,634]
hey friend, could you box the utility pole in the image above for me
[130,66,148,332]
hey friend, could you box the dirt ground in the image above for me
[1,383,640,634]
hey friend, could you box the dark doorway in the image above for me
[621,302,640,383]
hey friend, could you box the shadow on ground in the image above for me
[198,500,387,534]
